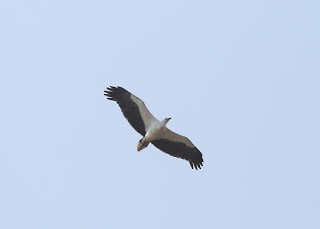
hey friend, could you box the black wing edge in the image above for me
[151,139,204,170]
[104,86,128,101]
[104,86,146,136]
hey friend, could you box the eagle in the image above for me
[104,86,204,169]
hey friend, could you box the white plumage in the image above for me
[104,86,203,169]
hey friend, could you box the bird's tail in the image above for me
[137,138,149,151]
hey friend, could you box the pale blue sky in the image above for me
[0,0,319,228]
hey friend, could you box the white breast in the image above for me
[145,120,165,141]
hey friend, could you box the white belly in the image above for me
[145,122,165,141]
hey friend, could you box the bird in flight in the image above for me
[104,86,204,169]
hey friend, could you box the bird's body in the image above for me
[104,86,204,169]
[137,118,170,151]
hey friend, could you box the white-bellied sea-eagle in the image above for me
[104,86,204,169]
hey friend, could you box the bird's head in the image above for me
[162,117,171,125]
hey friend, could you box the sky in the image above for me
[0,0,319,228]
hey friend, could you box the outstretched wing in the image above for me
[104,86,157,136]
[151,128,204,169]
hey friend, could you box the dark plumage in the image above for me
[104,86,204,169]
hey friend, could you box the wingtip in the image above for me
[104,86,120,100]
[189,161,203,170]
